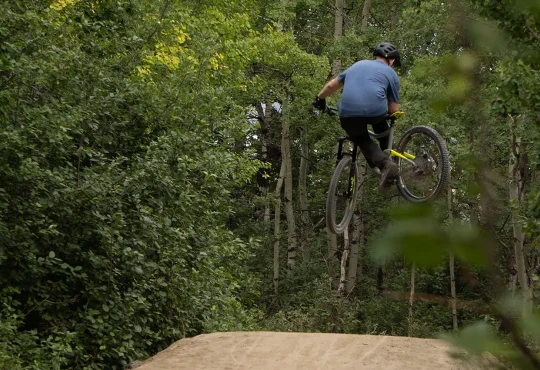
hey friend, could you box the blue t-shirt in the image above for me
[337,60,400,118]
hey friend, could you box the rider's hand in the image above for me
[312,96,326,111]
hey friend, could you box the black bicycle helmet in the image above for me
[373,42,401,67]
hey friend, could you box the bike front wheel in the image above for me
[395,126,449,203]
[326,156,359,234]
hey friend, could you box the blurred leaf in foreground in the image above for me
[373,203,488,268]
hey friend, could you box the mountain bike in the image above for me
[325,107,450,234]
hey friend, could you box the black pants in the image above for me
[340,115,390,169]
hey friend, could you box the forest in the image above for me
[1,0,540,369]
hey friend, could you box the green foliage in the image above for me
[2,0,540,368]
[0,0,266,368]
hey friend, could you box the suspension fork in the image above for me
[336,137,358,163]
[348,143,358,196]
[336,137,358,196]
[336,137,346,164]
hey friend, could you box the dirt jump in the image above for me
[135,332,494,370]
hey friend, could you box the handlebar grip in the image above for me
[325,106,338,116]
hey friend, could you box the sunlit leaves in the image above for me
[50,0,77,11]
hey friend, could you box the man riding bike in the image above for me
[313,42,401,191]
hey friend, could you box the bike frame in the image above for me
[335,112,417,170]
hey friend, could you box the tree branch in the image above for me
[144,0,173,44]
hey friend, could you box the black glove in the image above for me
[312,96,326,111]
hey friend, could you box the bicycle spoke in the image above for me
[398,132,443,200]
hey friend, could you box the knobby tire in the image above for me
[395,125,450,203]
[326,156,359,234]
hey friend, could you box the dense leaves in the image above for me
[2,0,540,369]
[0,0,267,368]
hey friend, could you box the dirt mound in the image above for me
[136,332,494,370]
[135,331,489,370]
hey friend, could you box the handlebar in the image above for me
[321,106,338,116]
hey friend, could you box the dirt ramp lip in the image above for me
[134,331,481,370]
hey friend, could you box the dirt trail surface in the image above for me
[136,331,487,370]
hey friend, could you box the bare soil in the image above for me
[135,331,495,370]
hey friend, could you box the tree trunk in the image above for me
[256,102,273,223]
[273,161,286,295]
[408,264,416,337]
[339,228,351,295]
[447,173,458,331]
[327,229,339,289]
[298,127,311,261]
[449,252,458,331]
[332,0,345,76]
[346,212,360,294]
[508,115,532,316]
[509,260,518,294]
[361,0,372,32]
[281,107,297,272]
[261,182,271,222]
[346,168,364,294]
[449,253,458,331]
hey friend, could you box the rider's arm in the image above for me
[387,72,400,114]
[388,101,399,114]
[317,78,344,99]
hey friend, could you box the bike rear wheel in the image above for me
[395,126,449,203]
[326,156,359,234]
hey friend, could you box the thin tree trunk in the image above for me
[260,185,271,222]
[275,0,298,272]
[327,229,339,289]
[298,127,311,261]
[449,252,458,331]
[256,102,272,222]
[332,0,345,76]
[281,107,297,272]
[361,0,372,32]
[346,168,364,294]
[509,262,518,294]
[448,173,458,331]
[273,161,286,295]
[508,115,532,316]
[408,264,416,337]
[339,228,351,295]
[346,212,360,294]
[356,232,364,282]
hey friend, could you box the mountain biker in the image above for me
[313,42,401,191]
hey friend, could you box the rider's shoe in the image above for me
[378,160,399,192]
